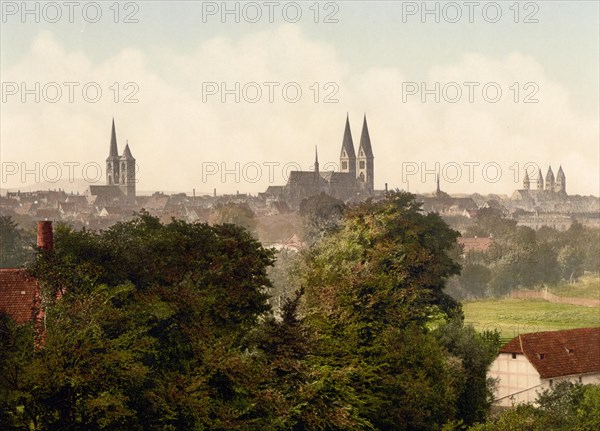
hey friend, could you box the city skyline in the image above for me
[1,1,598,196]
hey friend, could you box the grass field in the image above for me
[462,298,600,343]
[549,274,600,299]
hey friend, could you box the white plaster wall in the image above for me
[488,353,542,406]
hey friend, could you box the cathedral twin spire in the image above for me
[339,114,374,192]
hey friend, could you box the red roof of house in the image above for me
[500,327,600,379]
[458,237,494,252]
[0,268,39,324]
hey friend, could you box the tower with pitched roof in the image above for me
[120,141,136,198]
[105,119,136,199]
[555,166,566,193]
[523,170,530,190]
[537,169,544,190]
[356,115,374,193]
[339,114,356,179]
[545,166,555,191]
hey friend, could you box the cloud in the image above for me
[1,28,598,196]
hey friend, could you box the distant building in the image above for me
[87,119,136,205]
[512,166,566,201]
[265,114,376,204]
[488,327,600,407]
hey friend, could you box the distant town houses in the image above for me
[1,118,599,234]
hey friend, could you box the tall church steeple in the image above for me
[545,166,555,191]
[523,170,530,190]
[339,114,356,178]
[357,114,374,193]
[120,140,136,199]
[537,169,544,190]
[106,118,120,185]
[555,166,566,193]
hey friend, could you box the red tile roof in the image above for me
[0,268,39,324]
[500,327,600,379]
[458,237,494,252]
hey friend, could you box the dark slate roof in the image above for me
[121,143,134,159]
[107,118,119,160]
[287,171,326,186]
[0,269,39,324]
[340,115,356,159]
[500,328,600,379]
[88,185,125,200]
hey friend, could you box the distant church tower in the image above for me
[356,115,374,193]
[537,169,544,190]
[120,141,136,198]
[106,119,136,199]
[523,170,530,190]
[555,166,566,193]
[106,119,120,186]
[339,114,356,179]
[545,166,555,191]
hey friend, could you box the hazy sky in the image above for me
[1,1,598,196]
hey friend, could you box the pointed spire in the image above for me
[537,169,544,190]
[436,174,440,194]
[557,165,565,179]
[108,118,119,159]
[523,170,530,190]
[122,141,134,159]
[340,114,356,159]
[358,114,373,158]
[315,145,319,164]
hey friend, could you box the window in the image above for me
[342,161,348,170]
[511,353,517,359]
[578,376,583,383]
[359,161,365,169]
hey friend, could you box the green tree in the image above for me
[0,216,34,268]
[10,214,278,430]
[300,191,465,429]
[210,202,257,234]
[298,192,345,246]
[433,319,500,425]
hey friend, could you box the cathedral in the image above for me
[521,166,566,194]
[87,119,136,205]
[511,165,567,207]
[268,114,375,203]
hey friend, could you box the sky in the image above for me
[1,0,598,196]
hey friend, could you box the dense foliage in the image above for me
[297,192,498,429]
[0,216,34,268]
[450,209,599,299]
[468,381,600,431]
[1,197,504,430]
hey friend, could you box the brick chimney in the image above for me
[37,221,53,251]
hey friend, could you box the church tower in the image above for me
[339,114,356,179]
[106,119,120,185]
[545,166,555,191]
[356,114,374,193]
[555,166,566,194]
[523,170,530,190]
[119,141,136,199]
[537,169,544,190]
